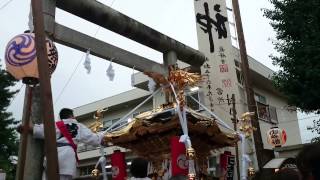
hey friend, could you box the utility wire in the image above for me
[0,0,13,11]
[54,0,117,105]
[8,83,25,107]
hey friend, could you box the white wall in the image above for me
[253,87,301,149]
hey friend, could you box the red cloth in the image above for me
[111,151,127,180]
[56,120,79,162]
[171,136,188,176]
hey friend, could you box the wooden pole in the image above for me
[231,0,265,169]
[31,0,59,179]
[231,94,240,180]
[16,86,33,180]
[163,51,177,103]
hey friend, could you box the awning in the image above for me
[263,158,288,169]
[263,157,297,169]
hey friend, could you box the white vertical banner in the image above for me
[194,0,239,126]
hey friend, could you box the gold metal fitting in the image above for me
[188,173,196,180]
[187,148,196,158]
[248,166,255,177]
[91,168,100,177]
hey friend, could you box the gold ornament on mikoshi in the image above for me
[238,112,256,137]
[144,68,202,108]
[4,33,58,84]
[248,166,255,177]
[89,108,108,133]
[91,168,100,178]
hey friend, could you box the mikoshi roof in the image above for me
[103,103,238,164]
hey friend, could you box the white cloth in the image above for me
[34,118,104,177]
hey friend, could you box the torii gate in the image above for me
[16,0,206,180]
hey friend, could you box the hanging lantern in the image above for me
[171,136,188,176]
[267,127,287,147]
[111,150,127,180]
[4,33,58,84]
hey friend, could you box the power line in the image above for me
[0,0,13,11]
[8,83,25,107]
[54,54,85,105]
[54,0,117,106]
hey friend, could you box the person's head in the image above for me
[272,168,301,180]
[59,108,74,119]
[130,157,149,178]
[297,143,320,180]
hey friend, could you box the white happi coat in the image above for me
[33,118,104,177]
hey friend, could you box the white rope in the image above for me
[103,88,161,133]
[187,94,235,132]
[169,83,191,148]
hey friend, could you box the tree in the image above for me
[0,64,18,180]
[264,0,320,113]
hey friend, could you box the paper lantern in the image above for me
[171,136,188,176]
[111,150,127,180]
[267,127,287,147]
[4,33,58,84]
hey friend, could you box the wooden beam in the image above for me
[56,0,206,67]
[53,23,165,73]
[32,0,60,179]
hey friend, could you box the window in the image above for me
[254,93,267,104]
[234,60,244,85]
[269,106,278,124]
[186,92,201,110]
[79,165,95,176]
[254,93,278,124]
[257,102,270,120]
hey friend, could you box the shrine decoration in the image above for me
[111,150,127,180]
[4,33,58,84]
[238,112,256,137]
[171,136,188,176]
[89,68,238,180]
[267,127,287,147]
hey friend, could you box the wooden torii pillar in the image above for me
[16,0,206,179]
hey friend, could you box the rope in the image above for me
[187,94,235,132]
[104,88,161,133]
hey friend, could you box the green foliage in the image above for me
[264,0,320,112]
[0,64,18,179]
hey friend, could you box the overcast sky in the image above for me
[0,0,318,143]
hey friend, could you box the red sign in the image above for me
[219,64,229,73]
[220,151,235,180]
[171,136,188,176]
[111,150,127,180]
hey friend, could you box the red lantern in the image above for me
[171,136,188,176]
[4,33,58,84]
[111,150,127,180]
[267,127,287,147]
